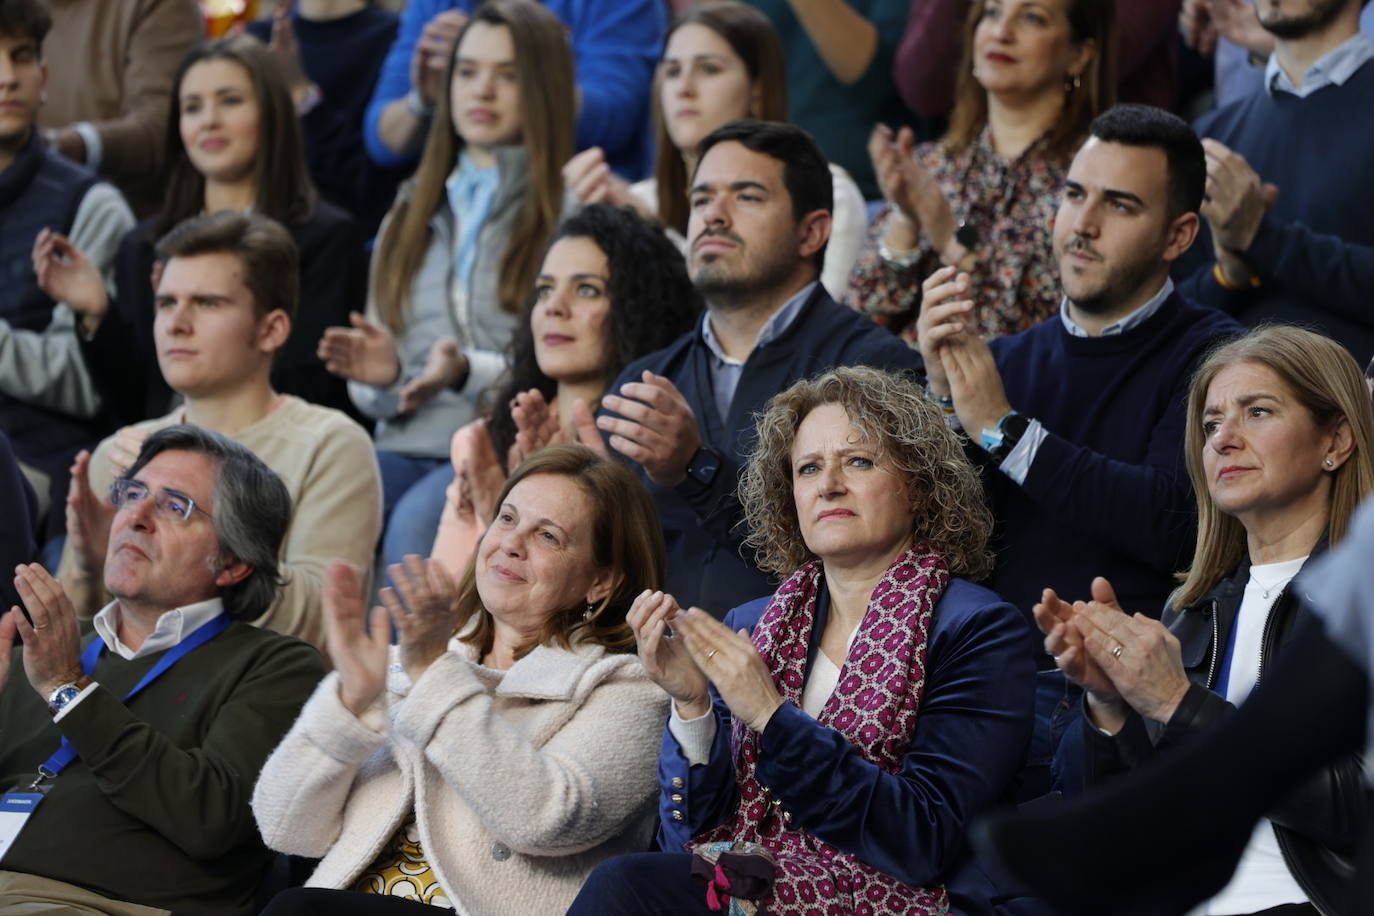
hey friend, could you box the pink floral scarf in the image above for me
[692,544,951,915]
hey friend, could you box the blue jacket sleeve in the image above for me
[364,0,444,168]
[752,594,1035,887]
[565,0,664,159]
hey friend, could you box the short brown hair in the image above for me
[452,444,666,660]
[739,366,994,579]
[155,211,300,324]
[1174,325,1374,607]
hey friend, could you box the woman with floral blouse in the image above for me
[847,0,1116,343]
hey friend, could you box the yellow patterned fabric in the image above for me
[354,820,452,907]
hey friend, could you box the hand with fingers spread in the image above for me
[627,589,708,717]
[1034,586,1119,702]
[597,371,702,486]
[318,312,402,386]
[1071,577,1191,728]
[942,332,1013,438]
[11,563,85,699]
[31,229,108,332]
[398,338,468,414]
[509,389,561,471]
[672,608,782,734]
[916,266,975,397]
[65,450,114,585]
[1201,138,1278,259]
[323,561,391,716]
[383,555,460,683]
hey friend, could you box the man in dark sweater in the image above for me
[595,120,922,614]
[920,105,1244,626]
[0,425,325,915]
[1174,0,1374,362]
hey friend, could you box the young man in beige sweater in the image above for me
[58,211,382,651]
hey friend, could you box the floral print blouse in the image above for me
[845,127,1067,344]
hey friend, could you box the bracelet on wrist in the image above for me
[405,87,435,119]
[1213,261,1260,291]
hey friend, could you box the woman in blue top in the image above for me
[318,0,573,566]
[569,365,1039,916]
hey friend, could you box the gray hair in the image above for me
[123,425,291,620]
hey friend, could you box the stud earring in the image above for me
[1064,72,1081,93]
[1325,458,1336,468]
[584,601,595,621]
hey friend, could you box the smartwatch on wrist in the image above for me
[47,676,94,717]
[980,410,1031,464]
[683,446,722,488]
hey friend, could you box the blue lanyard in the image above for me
[36,613,232,782]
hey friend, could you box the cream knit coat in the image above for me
[252,640,668,915]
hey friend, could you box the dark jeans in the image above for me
[260,888,452,915]
[566,853,711,916]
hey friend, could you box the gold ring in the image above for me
[705,649,718,661]
[1111,643,1124,660]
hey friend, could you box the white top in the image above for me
[629,161,868,300]
[1198,556,1309,916]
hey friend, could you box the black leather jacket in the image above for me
[1080,557,1365,915]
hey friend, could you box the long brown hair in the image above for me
[155,34,318,238]
[1173,326,1374,607]
[653,1,788,236]
[944,0,1117,164]
[452,445,667,660]
[372,0,574,332]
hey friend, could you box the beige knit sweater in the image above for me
[252,641,669,916]
[57,396,382,651]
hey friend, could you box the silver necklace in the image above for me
[1248,571,1288,600]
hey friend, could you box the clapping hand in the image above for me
[628,590,709,718]
[32,229,108,333]
[1034,582,1121,705]
[509,391,607,470]
[398,338,468,415]
[412,9,468,110]
[563,148,645,214]
[65,450,114,586]
[323,561,390,717]
[597,372,702,487]
[382,555,460,684]
[916,266,975,396]
[319,312,402,386]
[11,564,85,699]
[1201,139,1278,259]
[672,608,782,734]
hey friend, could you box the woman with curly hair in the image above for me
[567,365,1040,916]
[430,204,703,575]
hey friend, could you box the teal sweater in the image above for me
[0,622,325,915]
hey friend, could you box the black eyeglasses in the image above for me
[109,478,212,523]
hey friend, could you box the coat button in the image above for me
[671,810,684,821]
[671,777,685,788]
[782,810,793,824]
[491,842,511,861]
[671,793,684,804]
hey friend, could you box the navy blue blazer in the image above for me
[655,578,1045,915]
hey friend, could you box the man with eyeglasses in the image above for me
[53,210,382,651]
[0,423,325,915]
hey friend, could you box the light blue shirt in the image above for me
[700,282,816,424]
[444,150,501,305]
[1265,31,1374,98]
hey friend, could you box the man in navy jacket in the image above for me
[596,120,921,615]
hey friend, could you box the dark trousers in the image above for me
[566,853,712,916]
[260,888,453,915]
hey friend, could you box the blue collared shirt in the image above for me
[700,282,815,423]
[444,150,501,303]
[1266,31,1374,98]
[1058,277,1174,338]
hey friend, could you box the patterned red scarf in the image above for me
[692,544,951,914]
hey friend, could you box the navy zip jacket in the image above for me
[601,284,923,615]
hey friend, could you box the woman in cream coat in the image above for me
[253,446,670,916]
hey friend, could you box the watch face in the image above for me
[51,687,80,710]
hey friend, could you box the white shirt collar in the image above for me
[1059,278,1174,338]
[92,596,227,660]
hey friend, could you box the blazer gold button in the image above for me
[671,793,684,804]
[491,842,511,861]
[671,810,684,821]
[671,777,684,788]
